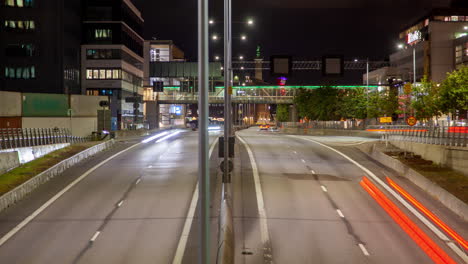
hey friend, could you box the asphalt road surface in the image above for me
[0,127,466,263]
[234,127,467,264]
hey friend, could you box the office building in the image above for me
[389,8,468,83]
[0,0,81,94]
[81,0,144,130]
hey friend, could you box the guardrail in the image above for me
[279,121,366,130]
[0,128,90,150]
[378,125,467,147]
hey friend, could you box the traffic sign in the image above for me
[380,117,392,123]
[219,160,233,173]
[406,116,417,126]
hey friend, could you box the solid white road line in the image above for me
[358,243,370,256]
[135,178,141,185]
[90,231,101,242]
[310,170,316,174]
[321,186,328,192]
[290,135,468,262]
[0,141,143,247]
[336,209,345,218]
[237,135,273,258]
[117,200,124,207]
[172,139,218,264]
[301,159,306,163]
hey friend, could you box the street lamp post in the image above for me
[197,0,210,262]
[223,0,232,183]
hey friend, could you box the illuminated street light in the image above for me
[241,35,247,40]
[212,34,218,40]
[240,66,244,70]
[209,19,214,25]
[397,43,404,49]
[215,56,220,60]
[354,58,358,62]
[220,66,224,70]
[239,55,244,60]
[247,19,254,25]
[465,26,468,30]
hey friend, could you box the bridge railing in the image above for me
[158,94,294,103]
[0,128,92,150]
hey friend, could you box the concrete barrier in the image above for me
[0,140,115,213]
[0,143,70,164]
[0,152,20,174]
[358,143,468,221]
[389,140,468,176]
[217,184,234,264]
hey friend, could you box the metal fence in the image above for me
[380,125,468,147]
[0,128,91,150]
[279,121,366,130]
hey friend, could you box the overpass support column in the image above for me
[289,104,298,122]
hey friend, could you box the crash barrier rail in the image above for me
[0,128,91,150]
[279,121,366,130]
[377,125,468,147]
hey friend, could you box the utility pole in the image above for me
[197,0,210,261]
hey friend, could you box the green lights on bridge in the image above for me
[162,85,379,90]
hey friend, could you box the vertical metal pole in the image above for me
[198,0,210,261]
[413,47,416,83]
[223,0,231,183]
[366,58,369,123]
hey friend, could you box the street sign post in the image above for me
[407,116,417,126]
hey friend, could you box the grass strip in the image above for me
[0,142,102,196]
[386,151,468,204]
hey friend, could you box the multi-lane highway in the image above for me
[0,127,466,263]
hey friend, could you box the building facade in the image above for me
[0,0,81,94]
[81,0,144,130]
[454,33,468,68]
[390,9,468,83]
[143,40,185,128]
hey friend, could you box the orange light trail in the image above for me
[360,177,457,264]
[386,177,468,251]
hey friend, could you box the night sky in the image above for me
[133,0,457,61]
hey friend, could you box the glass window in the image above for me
[16,0,23,7]
[112,69,121,79]
[9,67,14,78]
[86,69,93,79]
[106,69,112,79]
[99,69,105,79]
[17,21,24,29]
[5,0,14,6]
[24,0,32,7]
[93,69,99,79]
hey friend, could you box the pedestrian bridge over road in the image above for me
[156,85,379,104]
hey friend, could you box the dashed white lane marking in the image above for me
[358,243,370,256]
[321,186,328,192]
[237,135,273,260]
[117,200,124,207]
[0,141,143,247]
[135,178,141,185]
[90,231,101,242]
[172,139,218,264]
[301,159,306,163]
[310,170,316,174]
[336,209,345,218]
[290,135,468,262]
[148,165,153,168]
[293,151,297,154]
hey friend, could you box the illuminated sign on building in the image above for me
[407,30,422,45]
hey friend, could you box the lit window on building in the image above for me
[94,29,112,40]
[5,66,35,79]
[86,68,122,80]
[86,49,120,59]
[4,20,35,30]
[455,45,463,64]
[4,0,33,7]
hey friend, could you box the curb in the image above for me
[0,140,115,213]
[358,143,468,221]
